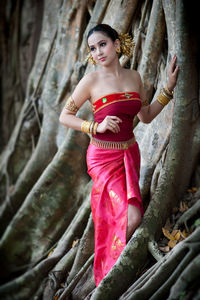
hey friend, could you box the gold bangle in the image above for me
[163,88,172,99]
[165,85,173,96]
[93,122,99,135]
[163,88,173,99]
[89,121,94,134]
[65,96,79,113]
[157,92,171,106]
[81,120,92,133]
[162,89,172,100]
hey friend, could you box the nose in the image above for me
[96,47,103,56]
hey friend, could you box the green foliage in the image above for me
[194,218,200,227]
[179,290,186,300]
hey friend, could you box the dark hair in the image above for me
[87,24,119,42]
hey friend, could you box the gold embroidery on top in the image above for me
[92,91,140,104]
[93,98,142,113]
[124,93,132,98]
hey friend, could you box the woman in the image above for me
[59,24,179,286]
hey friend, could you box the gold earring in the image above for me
[116,48,121,54]
[87,53,96,65]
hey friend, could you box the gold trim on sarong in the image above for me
[90,136,136,150]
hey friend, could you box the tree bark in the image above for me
[0,1,199,300]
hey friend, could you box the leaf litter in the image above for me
[158,187,200,253]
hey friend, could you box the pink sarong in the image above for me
[87,141,143,286]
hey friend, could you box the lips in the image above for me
[99,57,106,62]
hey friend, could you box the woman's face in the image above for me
[87,32,119,66]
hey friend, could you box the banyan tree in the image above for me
[0,0,199,299]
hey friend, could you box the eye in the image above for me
[90,47,95,52]
[100,42,106,47]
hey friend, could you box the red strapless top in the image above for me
[92,92,142,142]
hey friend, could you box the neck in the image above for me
[100,57,123,77]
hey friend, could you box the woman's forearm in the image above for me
[138,100,167,124]
[59,112,84,131]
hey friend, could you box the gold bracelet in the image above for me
[81,120,92,133]
[89,121,94,134]
[165,85,173,96]
[93,122,99,135]
[157,92,171,106]
[162,89,172,100]
[65,96,79,113]
[163,88,172,99]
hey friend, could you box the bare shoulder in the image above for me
[125,69,141,81]
[71,71,98,106]
[77,71,97,88]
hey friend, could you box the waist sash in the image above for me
[90,136,136,150]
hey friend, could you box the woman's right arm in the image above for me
[59,74,92,131]
[59,73,122,134]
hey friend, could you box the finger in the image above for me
[170,55,177,71]
[109,116,122,123]
[107,125,118,133]
[109,120,120,131]
[171,55,177,63]
[170,61,176,73]
[173,65,180,75]
[109,120,121,132]
[170,66,179,81]
[109,123,120,133]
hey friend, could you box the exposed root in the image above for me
[71,265,96,300]
[131,0,150,70]
[58,254,94,300]
[148,239,164,261]
[168,252,200,300]
[43,246,78,300]
[67,213,94,284]
[120,227,200,300]
[174,199,200,231]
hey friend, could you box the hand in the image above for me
[167,55,180,92]
[97,116,122,134]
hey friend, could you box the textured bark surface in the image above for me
[0,0,199,299]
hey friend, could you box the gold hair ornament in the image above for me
[86,53,96,65]
[118,33,135,57]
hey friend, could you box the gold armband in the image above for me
[65,96,79,113]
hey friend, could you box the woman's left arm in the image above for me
[137,55,179,124]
